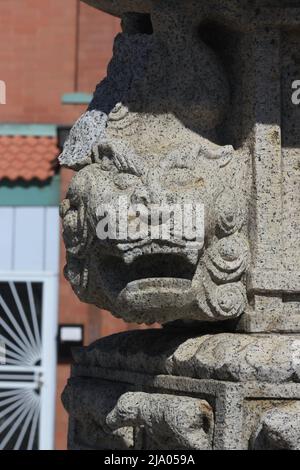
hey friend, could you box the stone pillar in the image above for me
[60,0,300,450]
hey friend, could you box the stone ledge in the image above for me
[72,330,300,384]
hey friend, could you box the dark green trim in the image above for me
[0,175,61,206]
[62,92,93,105]
[0,124,57,137]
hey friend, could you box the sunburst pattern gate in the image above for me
[0,277,58,450]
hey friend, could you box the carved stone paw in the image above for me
[106,392,214,450]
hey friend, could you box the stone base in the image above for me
[62,330,300,450]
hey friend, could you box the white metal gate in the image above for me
[0,207,59,450]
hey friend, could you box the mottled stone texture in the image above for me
[61,0,300,450]
[64,331,300,450]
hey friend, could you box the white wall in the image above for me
[0,207,60,274]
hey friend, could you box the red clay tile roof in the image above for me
[0,136,58,181]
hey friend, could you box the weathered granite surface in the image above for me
[61,0,300,450]
[72,330,300,384]
[60,0,250,325]
[63,329,300,450]
[251,402,300,450]
[60,0,300,331]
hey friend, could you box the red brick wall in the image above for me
[77,2,120,93]
[0,0,120,124]
[0,0,79,123]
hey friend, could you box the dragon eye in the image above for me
[100,156,114,171]
[113,173,140,190]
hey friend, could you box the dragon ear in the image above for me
[59,110,108,171]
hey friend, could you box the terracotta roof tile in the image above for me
[0,136,58,181]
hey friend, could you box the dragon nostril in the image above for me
[140,196,149,206]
